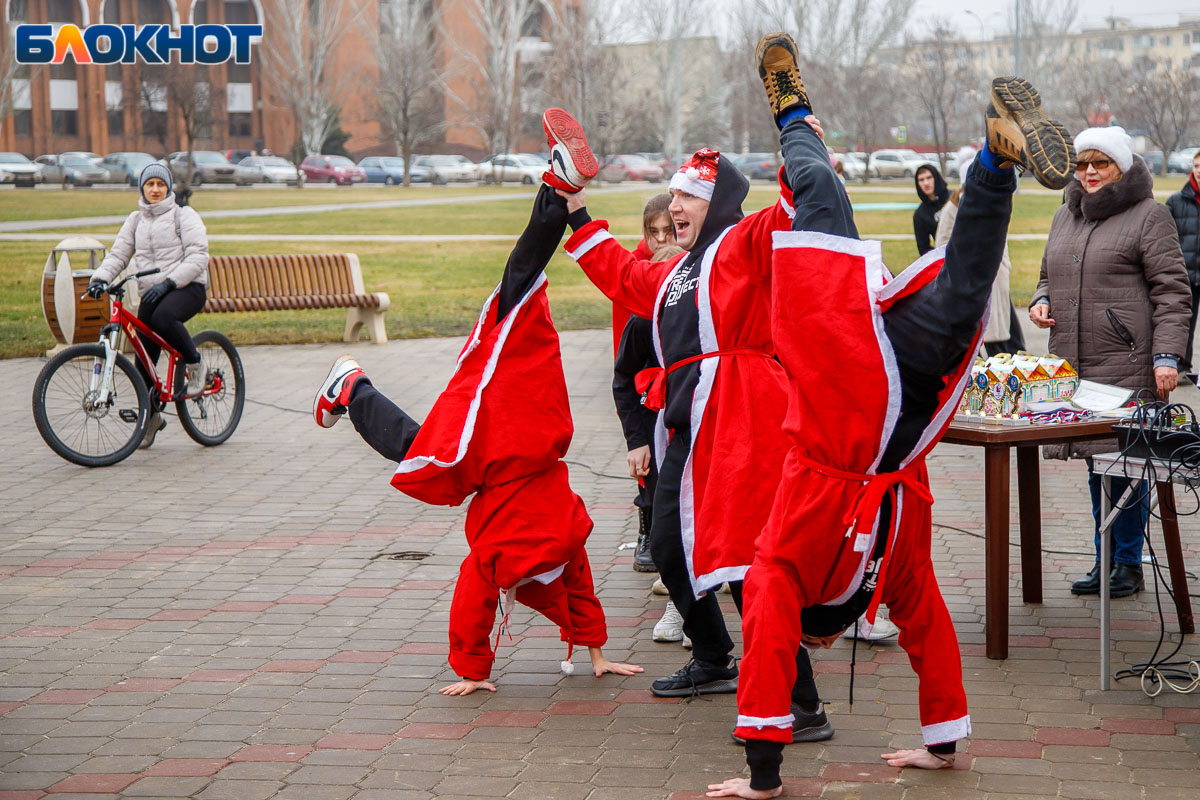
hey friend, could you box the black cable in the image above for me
[563,459,636,481]
[932,523,1094,556]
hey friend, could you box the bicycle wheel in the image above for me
[175,330,245,446]
[32,343,150,467]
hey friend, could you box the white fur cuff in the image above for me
[669,172,714,202]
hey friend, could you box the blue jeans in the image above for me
[1088,471,1149,566]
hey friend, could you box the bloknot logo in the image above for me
[15,23,263,65]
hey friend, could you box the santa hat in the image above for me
[1073,126,1133,175]
[669,148,720,202]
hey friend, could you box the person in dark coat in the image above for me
[1166,150,1200,373]
[912,164,950,256]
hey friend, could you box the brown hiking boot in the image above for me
[756,33,810,126]
[986,77,1075,189]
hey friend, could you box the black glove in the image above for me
[86,281,107,299]
[141,278,176,306]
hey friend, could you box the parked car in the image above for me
[35,154,109,186]
[357,156,431,185]
[598,154,665,183]
[237,155,305,185]
[0,152,43,186]
[1168,148,1199,173]
[732,152,781,181]
[60,151,103,165]
[222,149,255,165]
[476,153,545,184]
[97,152,157,186]
[840,152,875,181]
[731,152,773,179]
[870,148,937,178]
[300,154,367,185]
[1137,150,1164,174]
[164,150,242,186]
[412,154,478,184]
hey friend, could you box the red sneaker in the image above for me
[542,108,598,192]
[313,355,365,428]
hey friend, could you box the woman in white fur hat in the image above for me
[1031,126,1191,598]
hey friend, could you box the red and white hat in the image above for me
[669,148,720,202]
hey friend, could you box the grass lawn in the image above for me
[1,176,1122,359]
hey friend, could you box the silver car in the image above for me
[237,156,305,186]
[165,151,241,186]
[35,154,110,186]
[412,154,477,184]
[0,152,44,186]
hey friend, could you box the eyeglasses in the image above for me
[1075,158,1112,172]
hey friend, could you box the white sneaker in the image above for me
[653,601,684,642]
[185,362,206,397]
[842,613,899,642]
[651,578,670,596]
[682,635,692,650]
[313,355,365,428]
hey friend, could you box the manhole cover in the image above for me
[372,551,432,561]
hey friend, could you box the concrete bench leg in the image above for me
[344,307,387,344]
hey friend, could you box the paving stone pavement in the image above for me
[1,327,1198,800]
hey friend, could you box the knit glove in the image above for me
[141,278,176,306]
[85,281,107,299]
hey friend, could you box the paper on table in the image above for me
[1070,380,1134,412]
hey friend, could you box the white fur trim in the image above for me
[772,229,882,262]
[565,228,614,260]
[736,714,795,730]
[669,171,714,202]
[679,226,735,599]
[393,273,547,475]
[560,659,575,675]
[878,246,946,304]
[866,246,901,476]
[649,255,687,469]
[922,715,971,746]
[1073,126,1133,175]
[779,192,796,219]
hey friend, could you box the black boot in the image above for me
[1070,564,1101,595]
[633,505,656,573]
[1109,563,1144,598]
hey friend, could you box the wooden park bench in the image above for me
[203,253,389,344]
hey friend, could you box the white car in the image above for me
[871,149,938,179]
[0,152,43,186]
[238,156,305,186]
[839,152,873,180]
[413,154,477,184]
[476,153,545,184]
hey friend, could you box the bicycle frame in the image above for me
[89,291,220,406]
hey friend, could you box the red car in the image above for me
[598,154,665,183]
[300,154,366,185]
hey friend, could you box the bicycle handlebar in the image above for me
[79,269,162,301]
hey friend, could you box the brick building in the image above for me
[0,0,552,160]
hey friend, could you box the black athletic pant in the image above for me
[348,186,569,460]
[138,282,205,364]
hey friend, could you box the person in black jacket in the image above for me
[912,164,950,256]
[1166,151,1200,373]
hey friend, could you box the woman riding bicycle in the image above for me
[88,162,210,446]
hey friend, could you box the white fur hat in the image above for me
[1073,126,1133,174]
[956,146,976,183]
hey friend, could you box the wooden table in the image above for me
[941,418,1118,659]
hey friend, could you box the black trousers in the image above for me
[138,282,206,365]
[349,185,569,463]
[650,433,819,705]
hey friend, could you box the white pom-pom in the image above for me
[560,659,575,675]
[686,167,700,180]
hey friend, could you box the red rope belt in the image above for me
[634,347,774,412]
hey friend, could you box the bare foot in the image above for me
[438,679,496,696]
[706,777,783,798]
[881,749,955,769]
[588,646,644,678]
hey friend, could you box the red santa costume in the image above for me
[564,150,798,598]
[390,272,607,681]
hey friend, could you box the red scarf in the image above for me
[1191,174,1200,207]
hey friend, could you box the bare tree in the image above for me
[376,0,445,186]
[153,63,217,205]
[457,0,540,158]
[904,22,978,176]
[627,0,709,161]
[1005,0,1078,86]
[0,34,27,124]
[262,0,366,157]
[1048,54,1121,135]
[1116,59,1199,175]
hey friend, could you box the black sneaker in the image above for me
[650,656,738,697]
[731,702,835,745]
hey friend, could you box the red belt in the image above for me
[793,452,933,622]
[634,348,774,412]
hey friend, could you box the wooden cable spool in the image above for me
[41,238,111,348]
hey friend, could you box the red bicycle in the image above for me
[32,269,245,467]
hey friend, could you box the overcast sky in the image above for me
[911,0,1197,36]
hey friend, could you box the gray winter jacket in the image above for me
[1034,158,1191,459]
[94,193,209,292]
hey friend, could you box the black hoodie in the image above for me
[656,155,750,432]
[912,165,949,256]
